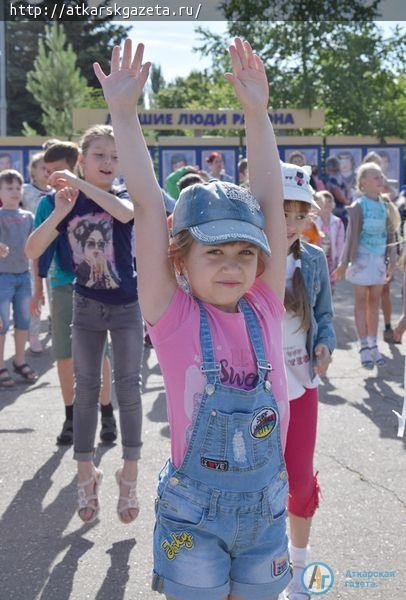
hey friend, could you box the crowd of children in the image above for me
[0,35,404,600]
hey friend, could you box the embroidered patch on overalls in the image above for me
[273,553,289,577]
[161,532,194,560]
[201,457,229,471]
[250,407,278,439]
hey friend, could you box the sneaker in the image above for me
[370,345,385,366]
[284,565,310,599]
[56,419,73,445]
[359,346,374,369]
[29,336,43,353]
[383,328,394,343]
[100,414,117,442]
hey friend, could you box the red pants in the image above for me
[284,387,320,518]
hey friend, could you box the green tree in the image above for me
[150,64,165,95]
[6,2,129,133]
[25,24,89,137]
[195,19,406,137]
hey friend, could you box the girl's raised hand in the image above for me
[93,39,151,113]
[225,38,269,111]
[54,187,79,218]
[48,169,77,191]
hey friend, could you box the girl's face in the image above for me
[360,168,385,199]
[80,137,118,190]
[284,202,310,249]
[180,240,260,313]
[319,195,335,217]
[339,156,354,175]
[32,159,49,190]
[210,155,224,177]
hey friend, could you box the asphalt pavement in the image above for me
[0,274,405,600]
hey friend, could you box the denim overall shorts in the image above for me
[152,298,291,600]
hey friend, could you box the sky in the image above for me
[128,21,403,84]
[129,21,228,82]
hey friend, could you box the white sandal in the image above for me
[115,468,140,523]
[77,468,103,523]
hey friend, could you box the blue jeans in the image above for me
[0,272,31,333]
[72,292,144,461]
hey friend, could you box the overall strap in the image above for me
[238,297,272,383]
[196,299,220,385]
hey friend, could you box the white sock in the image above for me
[289,544,310,567]
[367,335,377,348]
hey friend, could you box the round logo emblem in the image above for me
[302,562,334,595]
[250,407,277,439]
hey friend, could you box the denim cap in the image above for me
[281,161,319,209]
[171,180,271,255]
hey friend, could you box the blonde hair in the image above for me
[79,124,115,155]
[356,162,383,192]
[28,151,45,182]
[362,151,382,166]
[284,200,311,332]
[78,125,116,181]
[381,193,401,235]
[314,190,335,209]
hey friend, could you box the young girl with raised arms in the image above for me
[25,125,144,525]
[94,38,291,600]
[281,164,336,600]
[334,162,397,368]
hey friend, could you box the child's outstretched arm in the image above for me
[47,170,134,223]
[25,187,78,259]
[225,39,287,301]
[94,39,177,324]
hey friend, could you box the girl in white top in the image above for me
[281,163,336,600]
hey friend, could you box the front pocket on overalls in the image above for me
[200,407,278,472]
[157,487,206,528]
[266,474,288,521]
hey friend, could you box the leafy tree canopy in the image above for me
[193,19,406,137]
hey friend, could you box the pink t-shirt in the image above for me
[147,279,289,468]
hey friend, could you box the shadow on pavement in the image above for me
[357,373,406,448]
[0,447,101,599]
[319,378,347,406]
[141,345,165,395]
[95,539,137,600]
[147,391,170,439]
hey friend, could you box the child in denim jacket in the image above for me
[281,163,336,600]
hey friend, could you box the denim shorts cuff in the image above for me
[151,572,229,600]
[231,569,292,600]
[74,451,94,462]
[122,446,141,461]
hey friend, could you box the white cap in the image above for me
[281,162,319,209]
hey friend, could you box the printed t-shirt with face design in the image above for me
[147,279,289,469]
[57,190,137,304]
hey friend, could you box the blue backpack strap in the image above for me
[195,298,220,385]
[238,297,273,383]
